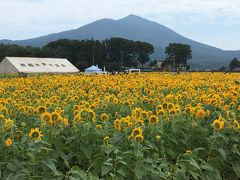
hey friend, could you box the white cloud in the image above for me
[1,0,240,27]
[1,0,240,25]
[0,0,240,49]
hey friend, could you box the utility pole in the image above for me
[173,55,176,72]
[92,53,95,65]
[120,50,124,71]
[170,55,176,72]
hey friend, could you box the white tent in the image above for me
[0,57,79,74]
[85,65,102,74]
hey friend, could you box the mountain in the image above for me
[1,14,240,69]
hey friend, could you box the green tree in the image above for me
[149,60,157,67]
[229,57,240,70]
[75,61,88,71]
[136,41,154,69]
[105,62,122,72]
[165,43,192,70]
[103,38,153,70]
[219,66,226,72]
[0,44,36,61]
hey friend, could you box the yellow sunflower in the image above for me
[156,135,161,141]
[73,114,83,123]
[140,111,148,120]
[28,107,35,114]
[100,113,109,123]
[0,114,5,121]
[131,127,143,137]
[185,150,192,156]
[1,106,8,115]
[141,97,148,104]
[88,110,96,122]
[50,111,61,123]
[113,98,119,104]
[28,128,43,140]
[191,121,197,128]
[233,120,240,130]
[4,119,14,130]
[15,130,23,140]
[185,107,191,114]
[79,109,96,121]
[148,115,159,125]
[156,105,163,112]
[73,105,80,111]
[134,134,144,142]
[162,103,168,110]
[5,137,12,147]
[169,109,176,115]
[157,110,165,117]
[121,119,132,130]
[128,135,134,141]
[41,112,53,126]
[196,109,205,118]
[113,119,121,130]
[147,111,153,117]
[148,99,154,104]
[90,104,97,109]
[212,119,224,130]
[96,124,102,130]
[206,109,211,117]
[103,136,110,144]
[37,106,47,114]
[62,118,69,126]
[167,103,174,110]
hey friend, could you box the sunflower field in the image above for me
[0,72,240,179]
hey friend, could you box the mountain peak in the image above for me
[120,14,146,21]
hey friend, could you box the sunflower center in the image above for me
[32,132,39,138]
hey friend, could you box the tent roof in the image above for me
[3,57,79,73]
[85,65,102,71]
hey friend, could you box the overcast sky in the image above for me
[0,0,240,50]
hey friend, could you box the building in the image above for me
[136,62,152,72]
[152,60,164,71]
[0,57,79,74]
[232,67,240,72]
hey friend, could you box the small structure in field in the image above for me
[0,57,79,74]
[102,66,108,74]
[85,65,103,74]
[125,69,141,74]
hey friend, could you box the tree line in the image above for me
[0,38,154,71]
[0,38,195,71]
[2,37,239,72]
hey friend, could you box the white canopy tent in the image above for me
[85,65,102,74]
